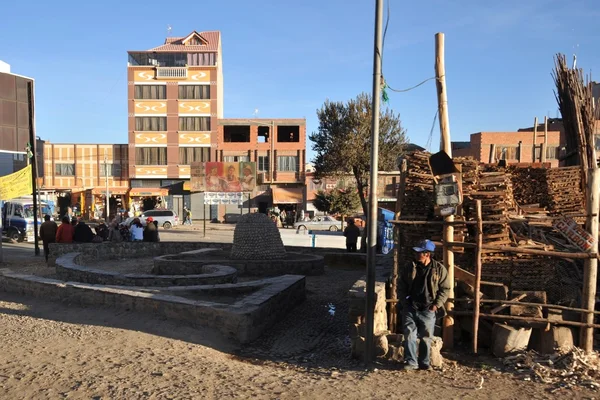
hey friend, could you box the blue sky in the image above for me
[1,0,599,161]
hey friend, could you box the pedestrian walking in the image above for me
[398,239,450,371]
[343,218,361,252]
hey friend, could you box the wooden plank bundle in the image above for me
[544,167,585,217]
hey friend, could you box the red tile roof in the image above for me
[142,31,220,53]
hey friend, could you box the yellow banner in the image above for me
[0,165,32,200]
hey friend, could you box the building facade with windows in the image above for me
[127,31,223,190]
[0,61,33,176]
[217,118,307,215]
[41,143,129,219]
[452,130,563,167]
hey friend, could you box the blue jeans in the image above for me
[403,305,436,367]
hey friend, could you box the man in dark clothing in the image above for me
[398,239,450,371]
[343,218,361,252]
[143,217,160,242]
[39,215,58,262]
[73,220,94,243]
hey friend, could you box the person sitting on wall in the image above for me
[129,218,144,242]
[107,220,123,243]
[398,239,450,371]
[56,216,75,244]
[73,219,95,243]
[143,217,159,242]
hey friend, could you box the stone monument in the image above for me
[230,213,286,260]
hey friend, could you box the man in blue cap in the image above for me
[398,239,450,370]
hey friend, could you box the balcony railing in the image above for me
[156,67,188,79]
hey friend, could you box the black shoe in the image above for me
[419,365,432,371]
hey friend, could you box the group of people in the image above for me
[39,215,161,262]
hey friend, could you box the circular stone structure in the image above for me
[231,213,286,260]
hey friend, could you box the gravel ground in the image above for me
[0,257,597,398]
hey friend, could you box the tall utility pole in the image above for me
[364,0,384,368]
[435,32,454,348]
[27,81,40,256]
[104,149,110,220]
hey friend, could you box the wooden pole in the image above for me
[489,144,496,164]
[517,141,523,163]
[472,200,483,354]
[390,158,407,333]
[581,167,599,352]
[532,117,538,161]
[541,116,548,163]
[435,32,454,349]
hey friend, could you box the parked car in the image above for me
[122,210,179,229]
[294,216,345,232]
[223,213,242,224]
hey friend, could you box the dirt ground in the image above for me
[0,258,597,399]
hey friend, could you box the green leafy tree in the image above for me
[331,187,362,230]
[310,93,408,248]
[313,189,335,214]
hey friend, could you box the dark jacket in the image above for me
[40,220,58,243]
[398,259,450,312]
[143,223,159,242]
[343,224,361,243]
[73,222,94,243]
[108,227,123,242]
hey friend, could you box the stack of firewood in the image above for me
[544,167,585,216]
[397,152,439,262]
[509,166,549,208]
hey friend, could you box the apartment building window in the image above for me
[258,156,269,172]
[135,148,167,165]
[277,156,299,172]
[130,179,162,188]
[223,126,250,142]
[178,85,210,99]
[546,146,561,160]
[495,145,519,161]
[222,156,249,162]
[179,147,210,164]
[134,85,166,100]
[99,164,122,177]
[277,126,300,142]
[135,117,166,131]
[179,117,210,131]
[55,163,75,176]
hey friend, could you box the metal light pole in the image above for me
[365,0,384,368]
[104,149,110,220]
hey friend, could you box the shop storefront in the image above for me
[85,188,129,220]
[271,187,304,222]
[128,188,170,216]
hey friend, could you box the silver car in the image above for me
[122,210,179,229]
[294,216,345,232]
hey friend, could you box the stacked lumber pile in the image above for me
[544,167,584,216]
[508,166,548,209]
[466,169,516,245]
[460,167,517,282]
[397,152,438,263]
[397,152,466,262]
